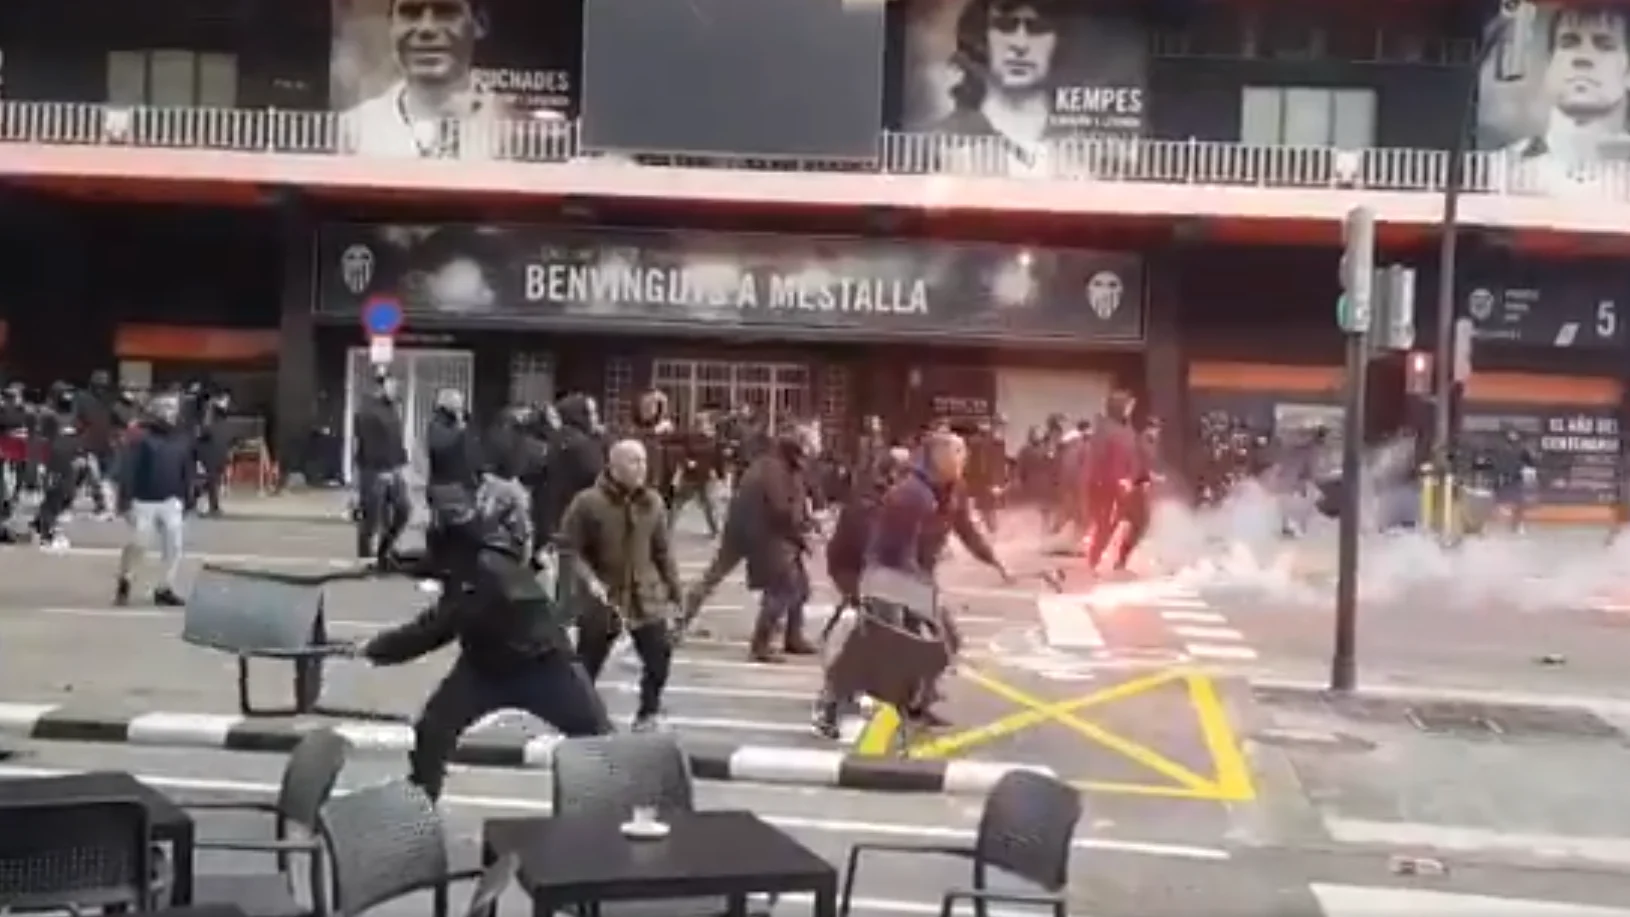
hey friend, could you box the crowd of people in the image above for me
[1,364,1178,801]
[0,375,236,604]
[337,369,1180,799]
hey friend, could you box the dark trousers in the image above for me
[1116,489,1151,567]
[410,654,610,800]
[33,471,74,540]
[668,477,719,536]
[576,613,673,719]
[356,468,410,561]
[199,463,224,515]
[683,540,743,624]
[755,558,811,640]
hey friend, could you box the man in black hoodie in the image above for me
[538,394,605,541]
[33,384,83,549]
[354,484,609,800]
[75,370,117,518]
[424,388,483,492]
[352,373,411,565]
[115,393,194,606]
[736,420,821,662]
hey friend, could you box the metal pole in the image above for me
[1432,23,1509,529]
[1331,329,1369,692]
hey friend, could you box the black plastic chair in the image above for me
[838,770,1081,917]
[0,796,154,913]
[181,563,395,720]
[550,734,749,917]
[179,728,352,916]
[319,780,492,917]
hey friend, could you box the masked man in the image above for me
[425,388,483,492]
[559,439,684,731]
[352,373,412,565]
[355,484,610,801]
[1082,391,1149,574]
[733,420,822,662]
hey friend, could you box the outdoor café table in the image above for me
[0,770,198,904]
[483,810,838,917]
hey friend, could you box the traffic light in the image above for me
[1338,207,1376,333]
[1406,351,1433,394]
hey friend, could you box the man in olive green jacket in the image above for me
[560,439,683,731]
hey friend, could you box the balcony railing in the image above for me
[0,100,1623,203]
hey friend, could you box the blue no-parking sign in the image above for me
[361,296,403,337]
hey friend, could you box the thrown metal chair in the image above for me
[176,728,352,917]
[839,769,1081,917]
[320,780,498,917]
[0,797,154,913]
[182,563,396,720]
[551,734,754,917]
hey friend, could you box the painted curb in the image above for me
[0,702,1053,795]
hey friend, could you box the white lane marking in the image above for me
[1324,818,1630,869]
[0,764,1229,861]
[1036,595,1104,650]
[1183,643,1259,661]
[1148,597,1209,609]
[1170,625,1244,642]
[474,711,817,736]
[1311,883,1630,916]
[1158,610,1227,625]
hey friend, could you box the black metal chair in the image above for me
[0,796,154,913]
[462,852,519,917]
[181,563,395,720]
[178,728,352,916]
[550,734,750,917]
[319,780,493,917]
[838,770,1081,917]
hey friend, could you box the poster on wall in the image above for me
[1476,2,1630,195]
[330,0,582,159]
[1461,405,1622,505]
[897,0,1146,175]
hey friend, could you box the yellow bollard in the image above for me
[1419,465,1437,533]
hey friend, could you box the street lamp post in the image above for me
[1431,7,1526,530]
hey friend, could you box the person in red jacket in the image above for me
[1082,390,1149,574]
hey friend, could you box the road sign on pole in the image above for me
[362,296,403,338]
[368,336,394,366]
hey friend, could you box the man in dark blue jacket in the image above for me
[115,393,195,606]
[859,432,1010,727]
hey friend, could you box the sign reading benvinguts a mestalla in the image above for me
[316,224,1146,345]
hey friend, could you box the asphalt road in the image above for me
[8,515,1630,912]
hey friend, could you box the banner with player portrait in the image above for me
[896,0,1146,174]
[1476,1,1630,196]
[315,224,1145,345]
[329,0,582,159]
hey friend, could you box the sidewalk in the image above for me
[216,487,368,524]
[1237,679,1630,872]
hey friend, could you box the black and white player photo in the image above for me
[331,0,580,160]
[1478,2,1630,193]
[899,0,1145,175]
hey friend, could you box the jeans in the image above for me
[755,558,811,637]
[356,467,410,560]
[119,498,185,591]
[411,654,610,800]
